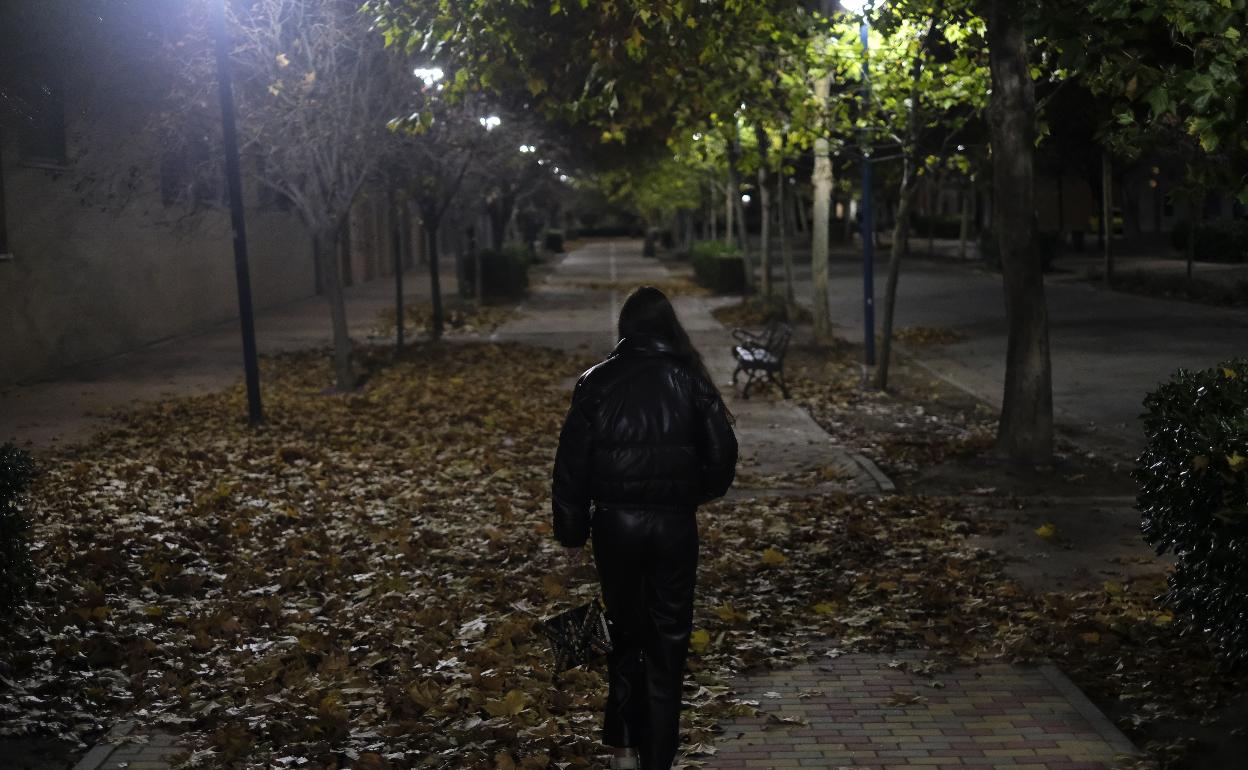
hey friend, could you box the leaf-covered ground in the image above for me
[1,342,1243,769]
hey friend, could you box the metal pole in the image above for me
[859,19,876,368]
[213,0,263,425]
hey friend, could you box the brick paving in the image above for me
[70,722,187,770]
[704,651,1138,770]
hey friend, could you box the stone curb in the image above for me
[848,451,896,493]
[71,720,137,770]
[1039,664,1141,757]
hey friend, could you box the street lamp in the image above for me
[840,0,876,369]
[211,0,262,425]
[479,115,502,131]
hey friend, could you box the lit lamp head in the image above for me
[838,0,871,12]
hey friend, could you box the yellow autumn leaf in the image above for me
[1080,631,1101,644]
[1034,523,1057,540]
[689,629,711,654]
[484,689,528,718]
[1154,611,1174,626]
[1222,367,1238,379]
[275,52,290,68]
[1103,581,1124,596]
[813,602,838,615]
[1227,452,1246,471]
[760,547,788,566]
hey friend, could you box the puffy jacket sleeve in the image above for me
[694,376,738,503]
[551,377,594,547]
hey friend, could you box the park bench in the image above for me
[731,320,792,399]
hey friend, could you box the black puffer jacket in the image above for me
[551,336,738,547]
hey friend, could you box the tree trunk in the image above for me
[1102,150,1113,283]
[874,183,917,391]
[724,174,735,247]
[709,181,718,242]
[727,134,754,293]
[757,136,773,297]
[958,185,971,259]
[987,0,1053,464]
[1186,194,1199,281]
[811,74,833,340]
[795,187,809,234]
[424,213,445,340]
[390,188,405,352]
[399,196,414,269]
[778,170,796,305]
[314,227,355,390]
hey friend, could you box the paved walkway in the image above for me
[492,239,885,496]
[8,239,1140,769]
[0,266,454,449]
[707,652,1135,770]
[781,245,1248,462]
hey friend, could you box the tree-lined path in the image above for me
[493,240,885,497]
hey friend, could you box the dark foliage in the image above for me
[461,246,532,301]
[0,443,37,616]
[544,229,566,254]
[1137,359,1248,663]
[1171,219,1248,263]
[691,241,746,294]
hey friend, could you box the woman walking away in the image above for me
[551,286,738,770]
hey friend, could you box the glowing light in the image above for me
[413,67,444,87]
[692,132,703,141]
[519,144,536,153]
[559,174,569,183]
[479,115,502,131]
[741,194,752,204]
[839,0,869,12]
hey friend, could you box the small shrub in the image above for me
[691,241,746,294]
[1170,219,1248,263]
[643,228,659,258]
[544,229,565,254]
[1136,360,1248,663]
[0,443,37,616]
[460,246,530,301]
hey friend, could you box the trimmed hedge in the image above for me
[1,443,37,616]
[460,246,531,301]
[1170,219,1248,263]
[1136,359,1248,662]
[691,241,746,294]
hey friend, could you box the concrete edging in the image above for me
[1038,664,1141,757]
[849,451,897,493]
[71,720,137,770]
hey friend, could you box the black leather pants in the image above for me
[591,507,698,770]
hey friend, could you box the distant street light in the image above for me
[479,115,502,131]
[212,0,262,425]
[741,194,752,204]
[519,144,536,153]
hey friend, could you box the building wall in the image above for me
[0,139,315,385]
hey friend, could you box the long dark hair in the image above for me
[617,286,717,389]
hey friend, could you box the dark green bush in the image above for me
[643,228,659,257]
[1170,219,1248,263]
[460,246,531,301]
[1136,359,1248,662]
[1,443,37,616]
[544,229,565,254]
[691,241,746,294]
